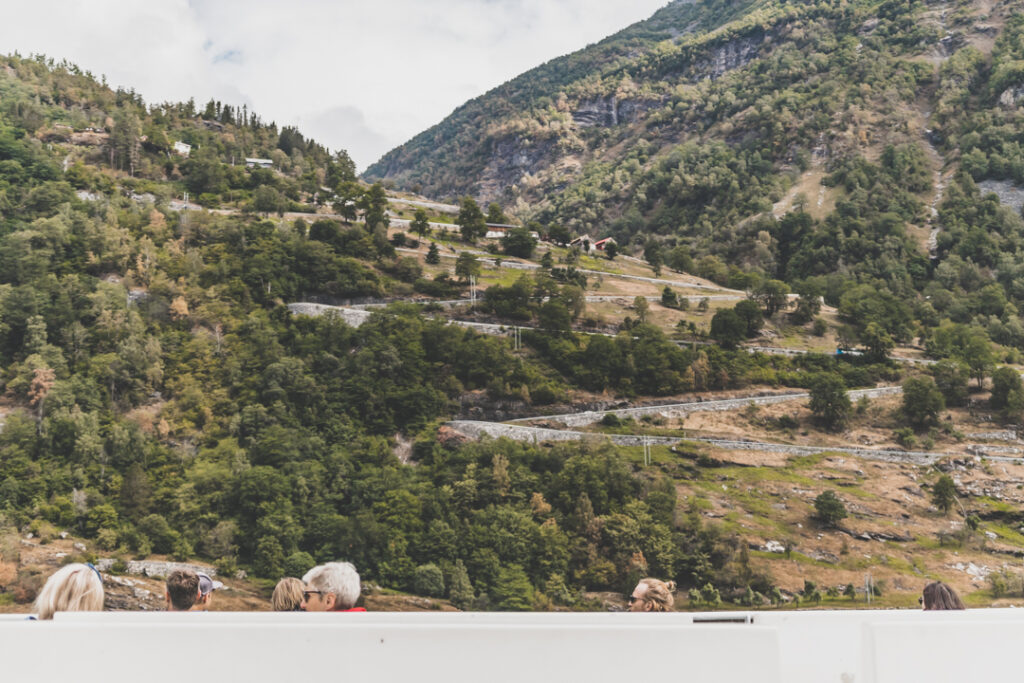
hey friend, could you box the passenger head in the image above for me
[301,562,361,611]
[629,578,676,612]
[922,581,965,610]
[165,569,200,611]
[33,563,104,620]
[193,572,223,611]
[272,577,305,611]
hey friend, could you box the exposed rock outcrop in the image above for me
[999,84,1024,109]
[572,97,650,127]
[693,33,766,80]
[977,179,1024,213]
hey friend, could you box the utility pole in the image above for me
[470,275,477,309]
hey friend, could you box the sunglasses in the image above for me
[303,590,323,601]
[628,595,642,604]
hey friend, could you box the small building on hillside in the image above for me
[173,141,191,157]
[569,235,615,253]
[569,234,594,252]
[485,224,541,240]
[485,223,517,239]
[245,158,274,169]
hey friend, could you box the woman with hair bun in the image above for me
[33,563,104,620]
[628,578,677,612]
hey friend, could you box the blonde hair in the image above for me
[272,577,305,611]
[637,578,677,612]
[33,563,104,620]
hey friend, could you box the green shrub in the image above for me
[283,551,316,578]
[814,491,847,527]
[414,563,445,597]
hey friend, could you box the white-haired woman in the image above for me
[33,563,104,620]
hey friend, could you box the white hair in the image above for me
[303,562,360,610]
[33,563,104,620]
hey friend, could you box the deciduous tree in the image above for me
[808,372,850,431]
[457,197,486,243]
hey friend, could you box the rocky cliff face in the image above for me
[692,32,767,80]
[572,96,652,127]
[475,135,559,201]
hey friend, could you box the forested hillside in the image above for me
[5,0,1024,611]
[367,0,1024,370]
[0,53,813,610]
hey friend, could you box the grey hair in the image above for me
[303,562,361,610]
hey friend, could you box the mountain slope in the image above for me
[365,0,1023,246]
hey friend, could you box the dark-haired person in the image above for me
[922,581,965,610]
[300,562,365,612]
[165,569,200,612]
[628,578,676,612]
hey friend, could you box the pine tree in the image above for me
[448,560,475,610]
[426,242,440,264]
[932,475,957,515]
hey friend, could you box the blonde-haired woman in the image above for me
[628,578,676,612]
[33,563,104,620]
[272,577,305,611]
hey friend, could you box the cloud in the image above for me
[212,49,244,65]
[296,106,389,170]
[0,0,669,171]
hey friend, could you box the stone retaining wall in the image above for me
[512,386,903,428]
[448,419,1024,465]
[94,559,219,578]
[289,302,519,336]
[287,303,371,327]
[966,430,1018,442]
[449,420,680,447]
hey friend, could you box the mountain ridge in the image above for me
[365,0,1021,251]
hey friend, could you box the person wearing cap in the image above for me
[193,572,223,611]
[300,562,365,612]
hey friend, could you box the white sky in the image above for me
[0,0,669,170]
